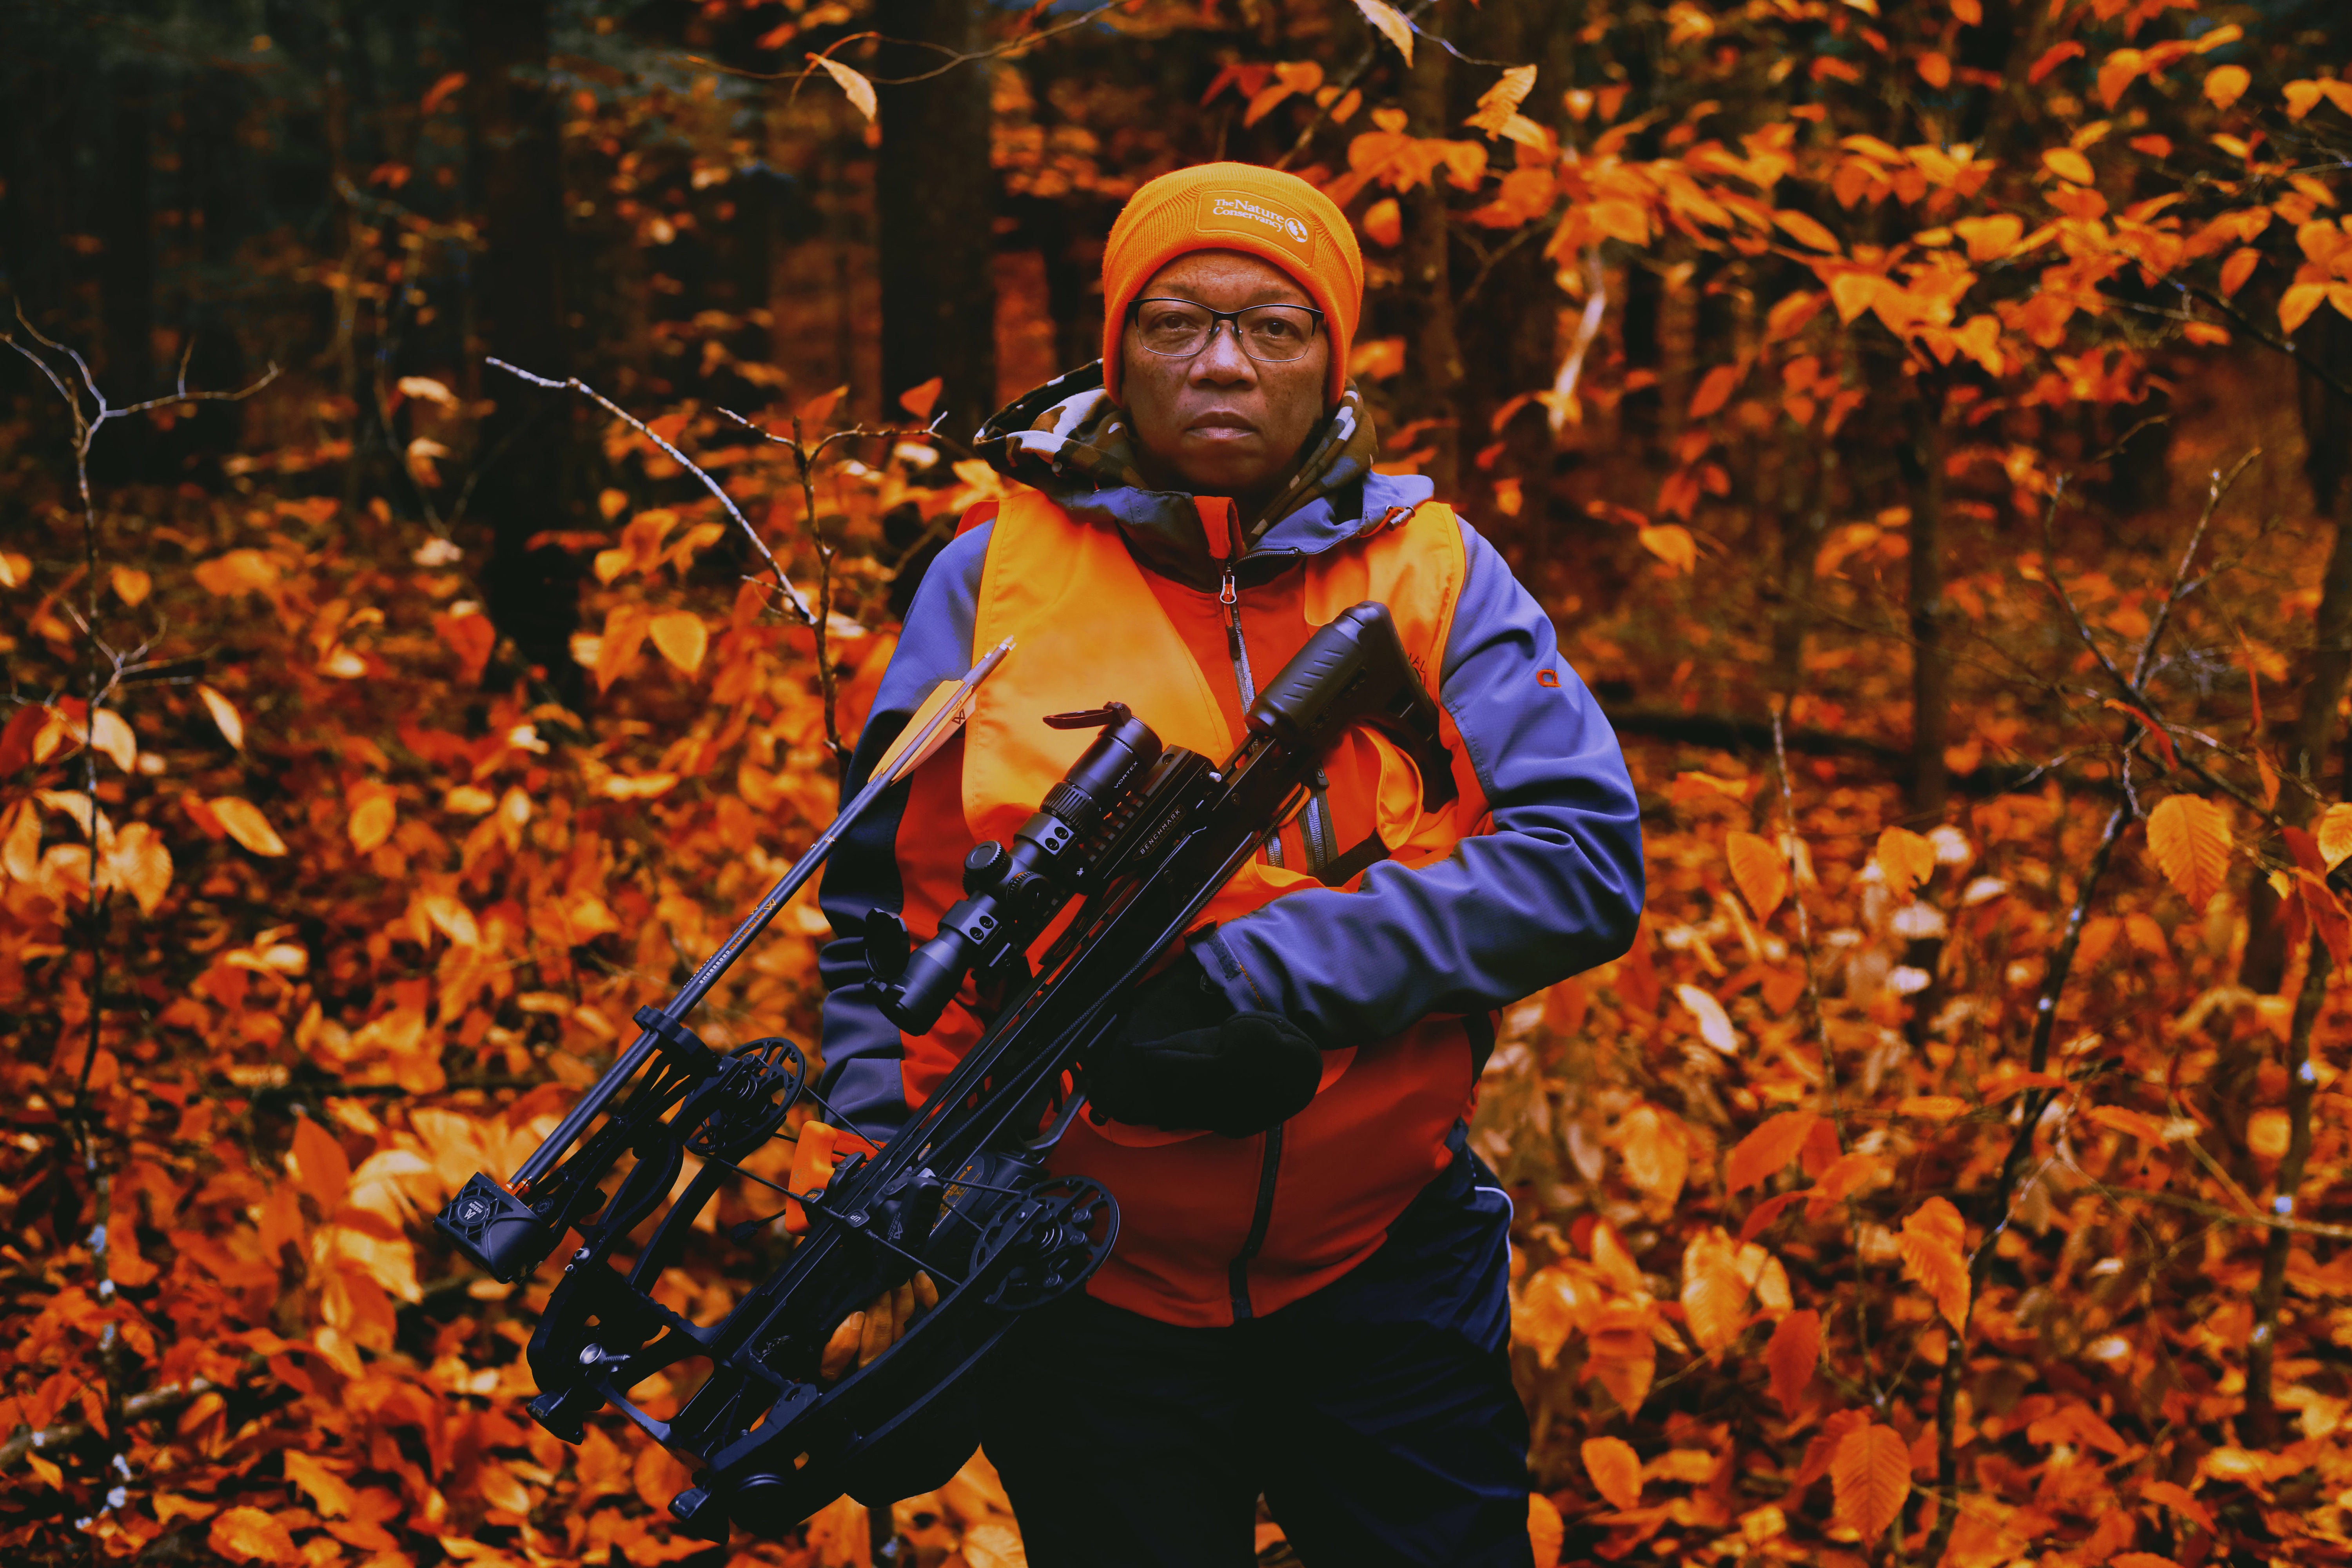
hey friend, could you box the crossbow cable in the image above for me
[434,638,1014,1283]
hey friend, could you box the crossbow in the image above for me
[434,601,1453,1543]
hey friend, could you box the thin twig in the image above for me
[717,406,941,769]
[2247,941,2333,1443]
[690,2,1123,92]
[486,358,816,625]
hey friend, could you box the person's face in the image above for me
[1116,250,1332,515]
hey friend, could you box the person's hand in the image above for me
[1087,958,1321,1139]
[819,1272,940,1380]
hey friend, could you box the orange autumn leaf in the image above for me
[2282,282,2329,336]
[1680,1227,1751,1354]
[2205,64,2250,111]
[2145,793,2229,908]
[197,684,247,751]
[348,792,397,854]
[1637,524,1696,574]
[290,1115,352,1212]
[111,564,151,606]
[1772,209,1840,253]
[596,603,650,692]
[648,610,710,676]
[1726,830,1789,920]
[1528,1492,1564,1568]
[2042,147,2095,185]
[1765,1307,1820,1416]
[1688,363,1742,419]
[1613,1102,1689,1205]
[1897,1196,1971,1332]
[898,376,945,420]
[281,1450,357,1517]
[1831,1424,1911,1543]
[210,796,290,857]
[207,1506,300,1565]
[1726,1111,1816,1194]
[1582,1436,1644,1511]
[1874,825,1937,897]
[811,55,878,121]
[106,822,172,915]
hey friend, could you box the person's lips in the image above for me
[1186,410,1259,438]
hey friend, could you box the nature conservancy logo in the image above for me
[1203,192,1312,249]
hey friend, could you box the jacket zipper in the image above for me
[1220,564,1337,875]
[1216,557,1296,1324]
[1221,566,1284,869]
[1227,1123,1283,1321]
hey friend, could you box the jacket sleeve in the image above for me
[811,524,991,1142]
[1194,519,1644,1043]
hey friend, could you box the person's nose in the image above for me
[1189,318,1258,385]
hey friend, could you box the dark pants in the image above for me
[981,1134,1534,1567]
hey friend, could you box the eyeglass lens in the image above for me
[1133,301,1319,363]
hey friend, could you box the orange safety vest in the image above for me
[895,489,1495,1327]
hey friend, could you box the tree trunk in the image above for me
[2245,310,2352,991]
[1903,381,1952,819]
[94,64,154,481]
[1399,0,1464,500]
[465,0,580,710]
[1772,438,1835,702]
[878,0,998,437]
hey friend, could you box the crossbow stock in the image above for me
[433,601,1453,1543]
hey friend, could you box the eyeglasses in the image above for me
[1128,297,1326,363]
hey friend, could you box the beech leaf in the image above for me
[210,797,289,857]
[281,1450,356,1517]
[2315,802,2352,871]
[290,1115,352,1213]
[1875,825,1937,897]
[198,684,246,751]
[1830,1423,1911,1544]
[208,1506,300,1565]
[1726,829,1789,920]
[2145,794,2229,908]
[1581,1436,1643,1511]
[1726,1111,1817,1194]
[1897,1196,1970,1332]
[1675,984,1739,1055]
[811,55,878,122]
[1466,64,1537,136]
[1680,1227,1750,1354]
[1352,0,1415,65]
[1765,1308,1820,1417]
[648,610,710,676]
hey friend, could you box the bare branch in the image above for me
[487,358,816,625]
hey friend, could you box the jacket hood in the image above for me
[974,361,1435,593]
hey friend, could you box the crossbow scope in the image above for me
[431,602,1452,1543]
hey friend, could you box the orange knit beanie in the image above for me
[1100,162,1364,406]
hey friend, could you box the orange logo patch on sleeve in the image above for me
[1537,669,1561,688]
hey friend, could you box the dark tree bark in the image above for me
[1399,0,1464,500]
[1901,379,1953,819]
[877,0,998,436]
[464,0,581,709]
[2245,309,2352,991]
[94,64,155,481]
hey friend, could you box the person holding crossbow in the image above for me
[809,163,1646,1566]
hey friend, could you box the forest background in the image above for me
[7,0,2352,1565]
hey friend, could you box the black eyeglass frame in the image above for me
[1125,296,1328,363]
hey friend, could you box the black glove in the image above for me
[1086,957,1321,1140]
